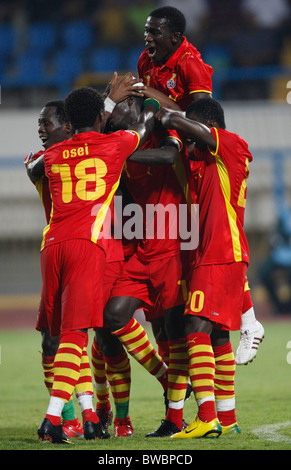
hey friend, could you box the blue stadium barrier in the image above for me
[90,47,121,72]
[62,20,94,52]
[26,21,58,55]
[0,24,16,59]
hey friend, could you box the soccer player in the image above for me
[27,77,151,440]
[36,86,158,443]
[138,6,213,110]
[155,98,253,438]
[25,100,83,439]
[136,6,264,365]
[26,101,130,439]
[103,93,195,437]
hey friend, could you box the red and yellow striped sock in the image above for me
[76,342,98,424]
[42,354,77,421]
[91,337,110,408]
[156,340,170,366]
[42,354,55,394]
[187,332,216,423]
[165,339,189,429]
[104,348,131,419]
[213,341,236,426]
[46,330,87,425]
[112,318,168,390]
[75,344,94,397]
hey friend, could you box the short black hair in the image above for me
[45,100,69,124]
[149,7,186,35]
[64,87,104,130]
[186,98,226,129]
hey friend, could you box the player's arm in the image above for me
[142,86,181,111]
[128,137,180,165]
[155,107,216,150]
[129,98,158,148]
[191,91,212,101]
[26,153,45,182]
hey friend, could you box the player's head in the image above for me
[104,95,144,133]
[64,87,105,132]
[38,100,73,150]
[144,7,186,64]
[186,98,226,130]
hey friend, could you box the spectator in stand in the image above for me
[92,0,129,48]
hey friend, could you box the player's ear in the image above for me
[172,32,182,45]
[65,122,73,136]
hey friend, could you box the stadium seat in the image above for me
[126,46,143,72]
[26,21,58,55]
[0,57,7,79]
[90,47,121,72]
[12,52,47,86]
[0,24,16,59]
[50,50,85,95]
[62,20,94,52]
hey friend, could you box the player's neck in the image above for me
[76,127,95,134]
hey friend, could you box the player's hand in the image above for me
[155,107,176,128]
[109,72,146,103]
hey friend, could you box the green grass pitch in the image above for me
[0,321,291,451]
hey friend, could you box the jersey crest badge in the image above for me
[166,73,177,89]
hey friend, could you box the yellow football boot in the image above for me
[171,415,222,439]
[221,423,241,435]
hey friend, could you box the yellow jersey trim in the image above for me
[210,128,242,262]
[91,178,121,244]
[127,130,140,152]
[172,153,195,213]
[189,90,212,95]
[41,202,53,251]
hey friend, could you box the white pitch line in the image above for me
[253,422,291,444]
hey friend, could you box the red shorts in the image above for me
[35,286,49,331]
[143,294,164,322]
[185,262,248,331]
[40,239,106,336]
[36,258,122,333]
[110,251,190,312]
[103,260,124,307]
[242,277,253,313]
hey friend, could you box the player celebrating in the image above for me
[102,91,195,437]
[137,6,264,366]
[25,101,84,439]
[155,98,253,438]
[36,86,158,443]
[138,6,213,110]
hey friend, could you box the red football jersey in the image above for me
[41,130,139,251]
[138,37,213,111]
[190,127,252,266]
[122,129,195,260]
[24,151,52,224]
